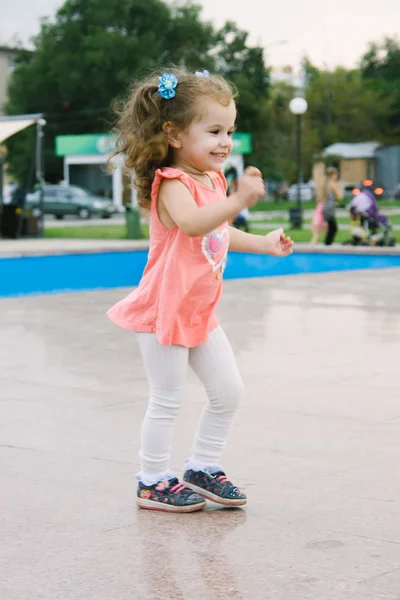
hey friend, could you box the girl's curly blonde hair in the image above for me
[111,68,237,209]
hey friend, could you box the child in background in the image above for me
[310,200,327,244]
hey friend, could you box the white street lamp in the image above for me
[289,97,308,116]
[0,145,8,208]
[289,97,308,227]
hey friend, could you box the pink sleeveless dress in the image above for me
[312,202,327,233]
[107,168,230,348]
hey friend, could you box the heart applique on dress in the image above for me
[201,227,229,272]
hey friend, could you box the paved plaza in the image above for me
[1,268,400,599]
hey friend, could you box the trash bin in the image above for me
[22,214,40,237]
[288,207,303,229]
[125,205,144,239]
[0,205,40,238]
[0,204,20,238]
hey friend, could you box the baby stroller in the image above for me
[343,191,396,247]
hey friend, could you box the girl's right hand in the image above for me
[237,167,266,207]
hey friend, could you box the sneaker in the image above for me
[137,477,206,513]
[183,469,247,506]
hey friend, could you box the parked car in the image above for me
[343,183,359,200]
[287,183,314,202]
[25,185,117,219]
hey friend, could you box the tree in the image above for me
[211,22,271,174]
[5,0,217,183]
[7,0,274,185]
[305,66,389,148]
[261,55,393,183]
[360,36,400,143]
[257,81,320,183]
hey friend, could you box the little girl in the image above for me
[108,68,293,512]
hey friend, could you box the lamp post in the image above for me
[35,118,46,237]
[0,145,7,209]
[289,97,308,228]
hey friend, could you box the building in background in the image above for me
[319,142,400,196]
[322,142,381,184]
[375,146,400,197]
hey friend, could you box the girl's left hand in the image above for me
[264,228,294,256]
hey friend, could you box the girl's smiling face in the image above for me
[173,97,237,173]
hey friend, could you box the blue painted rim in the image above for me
[1,250,400,298]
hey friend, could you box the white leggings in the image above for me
[136,326,244,485]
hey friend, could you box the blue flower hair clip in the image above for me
[195,70,210,77]
[158,73,178,99]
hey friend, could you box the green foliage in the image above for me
[280,51,400,181]
[4,0,400,187]
[305,66,390,148]
[360,36,400,142]
[5,0,220,183]
[210,22,271,176]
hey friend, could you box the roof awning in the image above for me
[0,119,35,143]
[0,114,44,143]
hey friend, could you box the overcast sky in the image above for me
[1,0,399,69]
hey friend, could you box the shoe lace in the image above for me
[168,479,187,494]
[215,473,229,484]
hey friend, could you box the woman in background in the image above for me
[322,167,343,245]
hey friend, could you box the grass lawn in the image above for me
[45,224,149,239]
[249,226,400,244]
[248,227,350,244]
[250,199,399,212]
[251,214,400,227]
[45,222,400,245]
[256,216,393,226]
[45,225,127,239]
[250,200,316,212]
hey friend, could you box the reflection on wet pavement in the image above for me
[1,268,400,599]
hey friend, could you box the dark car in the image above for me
[26,185,118,219]
[352,179,386,199]
[343,183,359,200]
